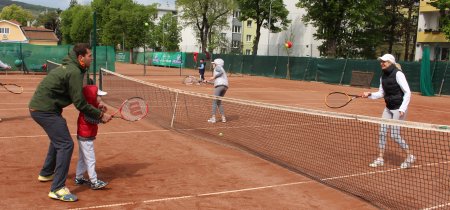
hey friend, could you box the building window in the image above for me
[245,49,251,55]
[232,41,240,48]
[221,33,226,39]
[233,11,240,18]
[247,20,252,28]
[246,35,252,42]
[0,28,10,34]
[232,26,241,33]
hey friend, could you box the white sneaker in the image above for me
[221,116,226,123]
[207,117,216,123]
[97,89,108,96]
[400,155,416,169]
[369,157,384,167]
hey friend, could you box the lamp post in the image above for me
[267,0,275,56]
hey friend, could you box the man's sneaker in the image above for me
[400,155,416,169]
[38,174,54,182]
[48,187,78,202]
[90,180,108,190]
[221,116,226,123]
[207,117,216,123]
[369,157,384,167]
[74,177,91,185]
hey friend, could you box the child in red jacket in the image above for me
[74,85,108,190]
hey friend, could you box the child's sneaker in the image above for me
[369,157,384,167]
[207,117,216,123]
[400,154,416,169]
[48,186,78,202]
[221,116,226,123]
[74,177,90,185]
[38,174,54,182]
[90,179,108,190]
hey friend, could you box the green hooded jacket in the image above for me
[29,51,102,118]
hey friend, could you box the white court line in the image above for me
[69,159,450,210]
[423,203,450,210]
[0,130,170,140]
[69,181,315,210]
[3,122,449,209]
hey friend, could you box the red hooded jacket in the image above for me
[77,85,99,138]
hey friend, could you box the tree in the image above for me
[176,0,236,54]
[296,0,385,58]
[401,0,419,61]
[430,0,450,42]
[70,0,78,8]
[0,4,33,26]
[236,0,290,55]
[60,5,92,44]
[36,9,62,44]
[153,13,182,51]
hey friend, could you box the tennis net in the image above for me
[100,68,450,209]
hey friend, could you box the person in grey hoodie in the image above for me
[207,58,228,123]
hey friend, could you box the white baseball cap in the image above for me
[212,58,224,67]
[377,54,396,64]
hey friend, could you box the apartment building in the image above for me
[415,0,450,61]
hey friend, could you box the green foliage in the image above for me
[236,0,290,55]
[296,0,385,58]
[430,0,450,40]
[92,0,157,50]
[176,0,236,53]
[60,5,92,44]
[0,0,55,17]
[35,10,61,30]
[0,4,33,25]
[152,13,181,51]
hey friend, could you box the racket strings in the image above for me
[326,93,351,108]
[120,98,148,121]
[2,84,23,94]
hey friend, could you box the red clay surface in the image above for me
[1,62,448,209]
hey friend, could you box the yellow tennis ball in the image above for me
[218,132,223,136]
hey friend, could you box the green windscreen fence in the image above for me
[114,51,450,96]
[0,43,115,72]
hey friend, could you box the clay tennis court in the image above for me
[1,63,449,209]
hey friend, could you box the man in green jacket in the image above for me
[29,43,112,202]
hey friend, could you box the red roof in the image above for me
[21,27,59,42]
[8,20,21,26]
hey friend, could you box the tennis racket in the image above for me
[1,83,23,94]
[111,97,148,121]
[325,92,361,108]
[183,75,198,85]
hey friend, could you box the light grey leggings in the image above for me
[212,86,228,116]
[378,108,409,150]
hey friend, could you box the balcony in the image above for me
[417,31,449,42]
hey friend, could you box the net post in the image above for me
[170,92,179,128]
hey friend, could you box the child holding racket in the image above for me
[362,54,415,169]
[207,58,228,123]
[74,85,108,190]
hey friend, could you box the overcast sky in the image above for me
[12,0,175,10]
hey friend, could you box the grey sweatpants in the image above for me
[212,85,228,116]
[378,108,409,150]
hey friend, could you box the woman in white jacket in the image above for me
[207,58,229,123]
